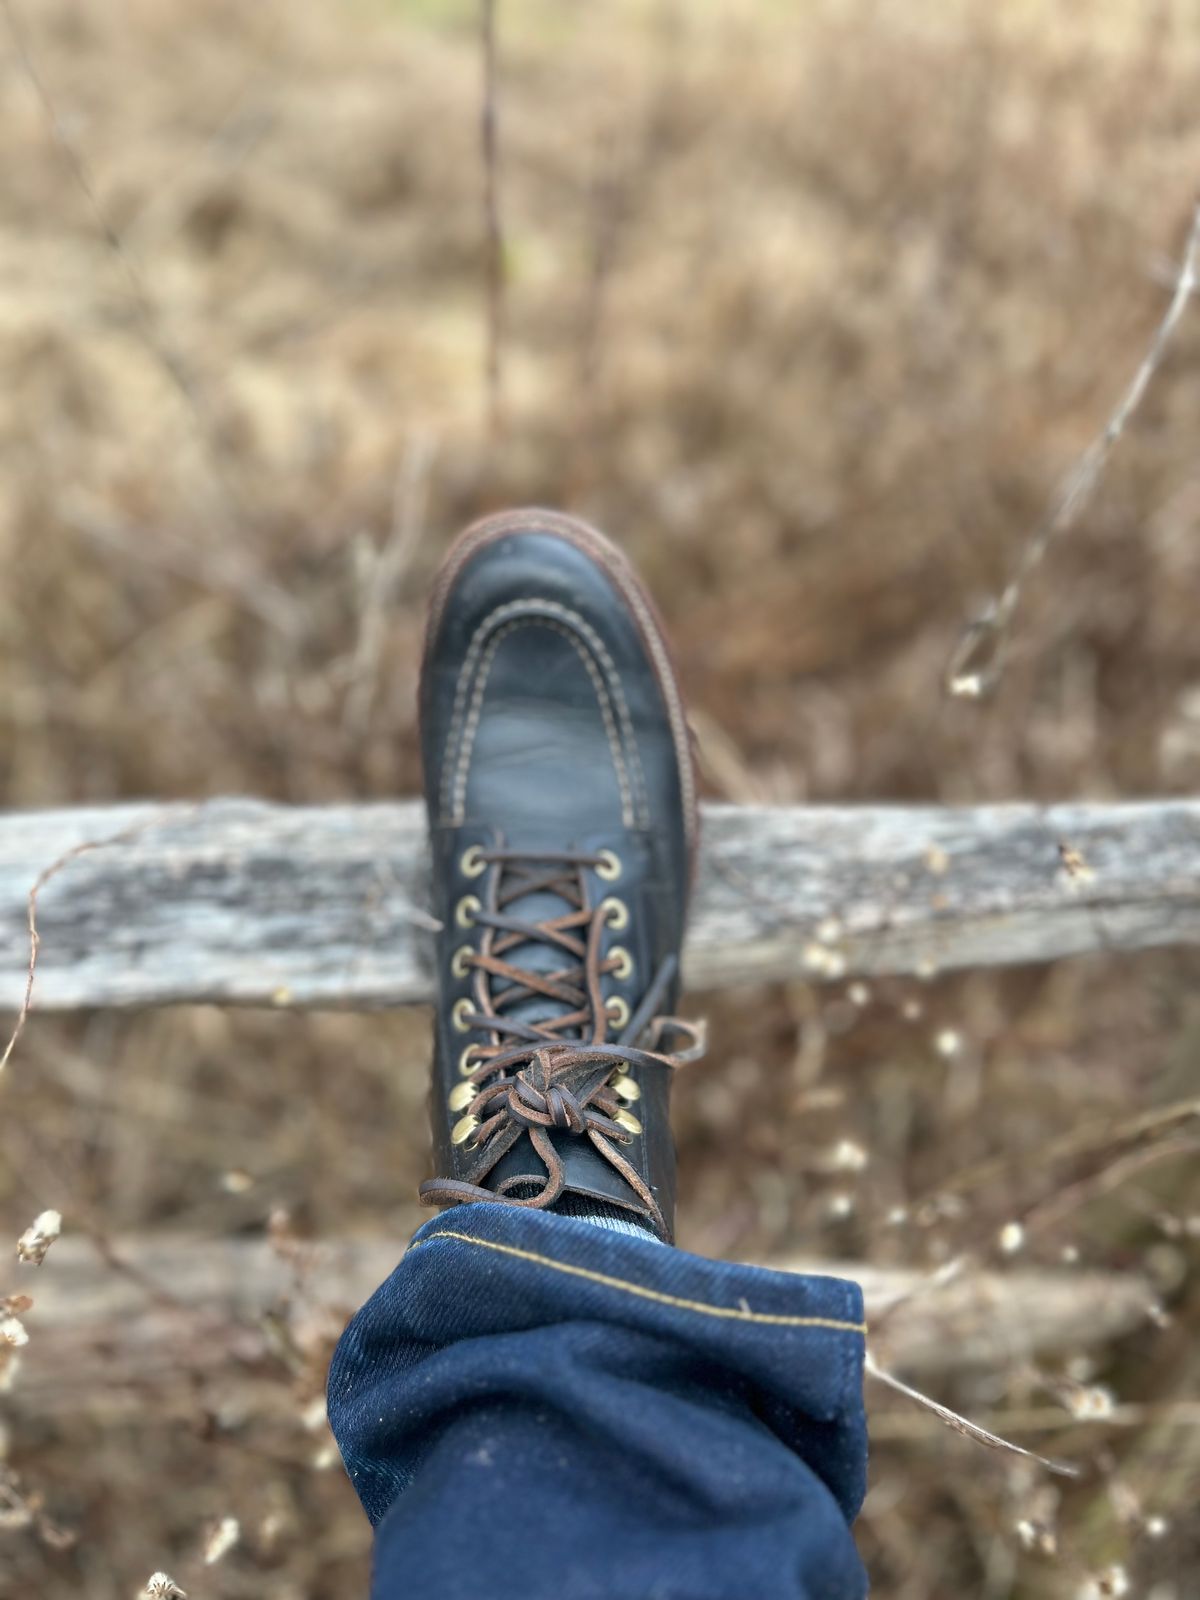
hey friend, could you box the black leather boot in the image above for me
[418,509,703,1242]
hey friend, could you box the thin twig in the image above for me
[1020,1134,1200,1236]
[868,1399,1200,1442]
[947,199,1200,697]
[923,1089,1200,1205]
[9,1101,192,1315]
[0,809,257,1318]
[570,148,630,487]
[342,434,435,734]
[480,0,506,438]
[0,810,199,1074]
[866,1253,972,1335]
[864,1352,1080,1477]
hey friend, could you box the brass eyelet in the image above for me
[448,1080,477,1113]
[612,1074,641,1103]
[460,845,487,879]
[596,848,622,882]
[609,945,633,981]
[614,1108,643,1136]
[451,1113,480,1146]
[455,894,481,929]
[606,995,631,1029]
[451,997,474,1033]
[458,1044,483,1076]
[599,896,628,932]
[450,945,474,979]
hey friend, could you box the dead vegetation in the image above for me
[2,0,1200,1594]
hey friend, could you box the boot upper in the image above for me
[418,511,698,1240]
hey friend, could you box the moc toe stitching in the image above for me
[437,594,652,830]
[447,609,642,831]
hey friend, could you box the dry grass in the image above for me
[2,0,1200,1594]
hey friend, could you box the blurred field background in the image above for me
[2,0,1200,1594]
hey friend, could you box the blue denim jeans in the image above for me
[328,1204,868,1599]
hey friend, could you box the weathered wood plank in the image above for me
[1,797,1199,1011]
[9,1235,1153,1378]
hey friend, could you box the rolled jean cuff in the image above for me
[328,1204,867,1533]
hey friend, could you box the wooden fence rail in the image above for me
[10,1236,1154,1380]
[2,797,1199,1011]
[2,800,1186,1374]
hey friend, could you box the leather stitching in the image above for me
[427,514,691,843]
[535,603,651,830]
[453,617,633,827]
[438,603,506,821]
[450,614,636,828]
[528,617,639,823]
[442,597,647,827]
[441,598,649,829]
[408,1230,869,1333]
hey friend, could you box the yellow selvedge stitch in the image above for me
[409,1229,867,1334]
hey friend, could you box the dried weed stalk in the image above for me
[480,0,506,439]
[865,1352,1079,1478]
[1,815,184,1075]
[0,1465,74,1548]
[947,199,1200,697]
[342,433,436,734]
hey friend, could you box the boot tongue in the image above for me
[489,875,589,1039]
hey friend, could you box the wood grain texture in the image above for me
[10,1235,1153,1378]
[2,797,1199,1010]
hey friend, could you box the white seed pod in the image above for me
[1065,1383,1115,1421]
[825,1139,868,1173]
[16,1210,62,1266]
[203,1515,240,1566]
[998,1221,1025,1255]
[144,1575,187,1599]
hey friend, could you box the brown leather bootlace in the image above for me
[420,846,704,1235]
